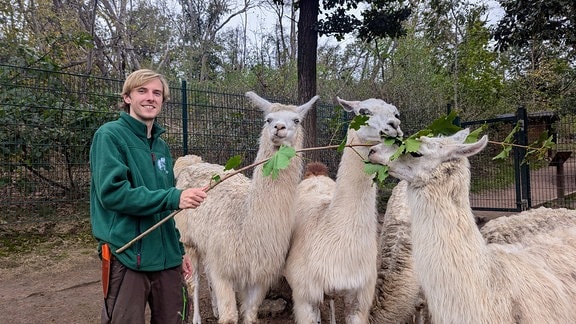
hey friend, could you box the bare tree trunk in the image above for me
[289,2,297,61]
[241,0,248,70]
[297,0,319,160]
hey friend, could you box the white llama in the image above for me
[284,97,403,324]
[480,206,576,243]
[174,92,318,324]
[372,183,576,324]
[173,155,222,324]
[368,129,576,324]
[370,179,425,324]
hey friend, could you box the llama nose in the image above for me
[388,120,402,131]
[380,129,396,138]
[382,121,403,137]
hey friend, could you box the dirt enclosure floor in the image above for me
[0,207,518,324]
[0,212,511,324]
[0,219,331,324]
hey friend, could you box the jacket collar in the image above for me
[119,111,166,140]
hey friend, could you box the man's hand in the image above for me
[182,254,193,281]
[179,187,207,209]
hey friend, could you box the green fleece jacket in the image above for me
[90,112,185,271]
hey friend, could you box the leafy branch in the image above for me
[364,111,555,187]
[117,112,554,253]
[490,122,554,162]
[115,140,370,254]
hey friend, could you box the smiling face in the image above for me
[123,77,165,125]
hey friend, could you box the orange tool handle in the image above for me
[101,243,111,297]
[102,243,111,261]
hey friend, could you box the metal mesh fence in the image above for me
[0,64,347,224]
[465,112,576,211]
[1,64,575,225]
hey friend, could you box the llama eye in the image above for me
[293,119,300,124]
[410,152,423,158]
[359,108,373,116]
[395,113,400,119]
[266,118,272,124]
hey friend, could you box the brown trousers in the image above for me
[102,258,189,324]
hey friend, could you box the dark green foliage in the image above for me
[493,0,576,54]
[0,65,117,195]
[316,0,411,41]
[357,4,411,41]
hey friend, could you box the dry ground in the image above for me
[0,210,514,324]
[0,220,101,324]
[0,220,302,324]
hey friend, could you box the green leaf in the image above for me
[363,162,384,175]
[363,162,389,186]
[403,138,421,154]
[390,142,406,161]
[224,155,242,171]
[502,122,520,144]
[408,128,432,140]
[492,146,512,161]
[262,145,296,179]
[349,115,370,131]
[337,134,348,153]
[212,174,221,183]
[427,110,462,136]
[465,124,488,143]
[525,132,554,161]
[382,137,398,146]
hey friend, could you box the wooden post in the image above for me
[550,151,572,199]
[556,164,565,199]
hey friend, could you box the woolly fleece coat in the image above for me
[90,112,185,271]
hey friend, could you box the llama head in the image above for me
[246,91,318,147]
[336,97,403,143]
[368,128,488,183]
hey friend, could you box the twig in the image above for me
[115,143,371,254]
[115,137,545,254]
[488,140,530,149]
[115,209,183,253]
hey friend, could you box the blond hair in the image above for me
[119,69,170,112]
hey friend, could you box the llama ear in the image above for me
[298,95,320,116]
[454,135,488,158]
[335,97,358,113]
[245,91,272,111]
[450,128,470,144]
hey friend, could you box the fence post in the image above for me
[514,106,531,210]
[181,80,188,155]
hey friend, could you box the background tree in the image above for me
[177,0,255,81]
[285,0,411,158]
[420,0,505,116]
[493,0,576,113]
[296,0,320,155]
[0,0,93,70]
[2,0,573,125]
[493,0,575,57]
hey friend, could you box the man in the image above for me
[90,69,207,323]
